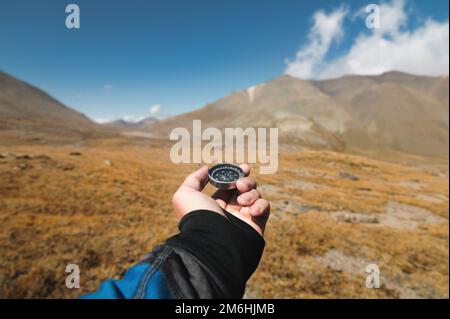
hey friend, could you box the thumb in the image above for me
[180,165,209,191]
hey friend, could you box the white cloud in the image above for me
[103,84,113,91]
[94,118,111,124]
[375,0,407,36]
[285,6,348,79]
[149,104,161,115]
[285,0,449,79]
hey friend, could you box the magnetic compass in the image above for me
[208,163,244,189]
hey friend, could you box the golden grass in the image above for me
[0,139,448,298]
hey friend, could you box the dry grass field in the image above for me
[0,137,448,298]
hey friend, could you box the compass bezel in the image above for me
[208,163,244,189]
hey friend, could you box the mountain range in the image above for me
[149,71,449,158]
[0,70,448,158]
[102,117,159,131]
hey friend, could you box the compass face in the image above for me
[212,168,240,183]
[208,163,244,189]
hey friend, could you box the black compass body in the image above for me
[208,163,244,189]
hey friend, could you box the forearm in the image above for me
[166,209,265,298]
[81,209,265,299]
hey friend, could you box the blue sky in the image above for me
[0,0,448,122]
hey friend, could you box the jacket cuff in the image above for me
[165,209,265,298]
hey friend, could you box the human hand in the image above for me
[171,164,270,235]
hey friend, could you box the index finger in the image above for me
[212,163,251,204]
[240,163,250,177]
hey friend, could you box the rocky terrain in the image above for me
[150,72,449,158]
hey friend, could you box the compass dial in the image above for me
[212,168,240,182]
[208,163,244,189]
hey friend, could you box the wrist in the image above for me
[166,209,265,298]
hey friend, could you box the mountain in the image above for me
[313,72,449,158]
[102,116,158,130]
[0,71,99,138]
[1,69,447,158]
[149,71,449,159]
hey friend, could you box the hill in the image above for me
[0,71,107,143]
[149,72,449,158]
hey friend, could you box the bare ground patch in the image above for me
[315,249,421,298]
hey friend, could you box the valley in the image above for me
[0,70,448,298]
[0,138,448,298]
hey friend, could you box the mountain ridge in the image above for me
[0,71,95,128]
[101,116,159,131]
[0,70,448,158]
[149,71,449,159]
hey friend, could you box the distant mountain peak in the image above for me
[103,116,158,130]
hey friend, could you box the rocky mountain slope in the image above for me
[0,71,119,143]
[0,71,97,131]
[150,71,449,158]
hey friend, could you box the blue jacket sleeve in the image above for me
[80,263,173,299]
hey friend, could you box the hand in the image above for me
[172,164,270,236]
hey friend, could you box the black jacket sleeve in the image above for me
[143,209,265,298]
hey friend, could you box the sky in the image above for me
[0,0,448,122]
